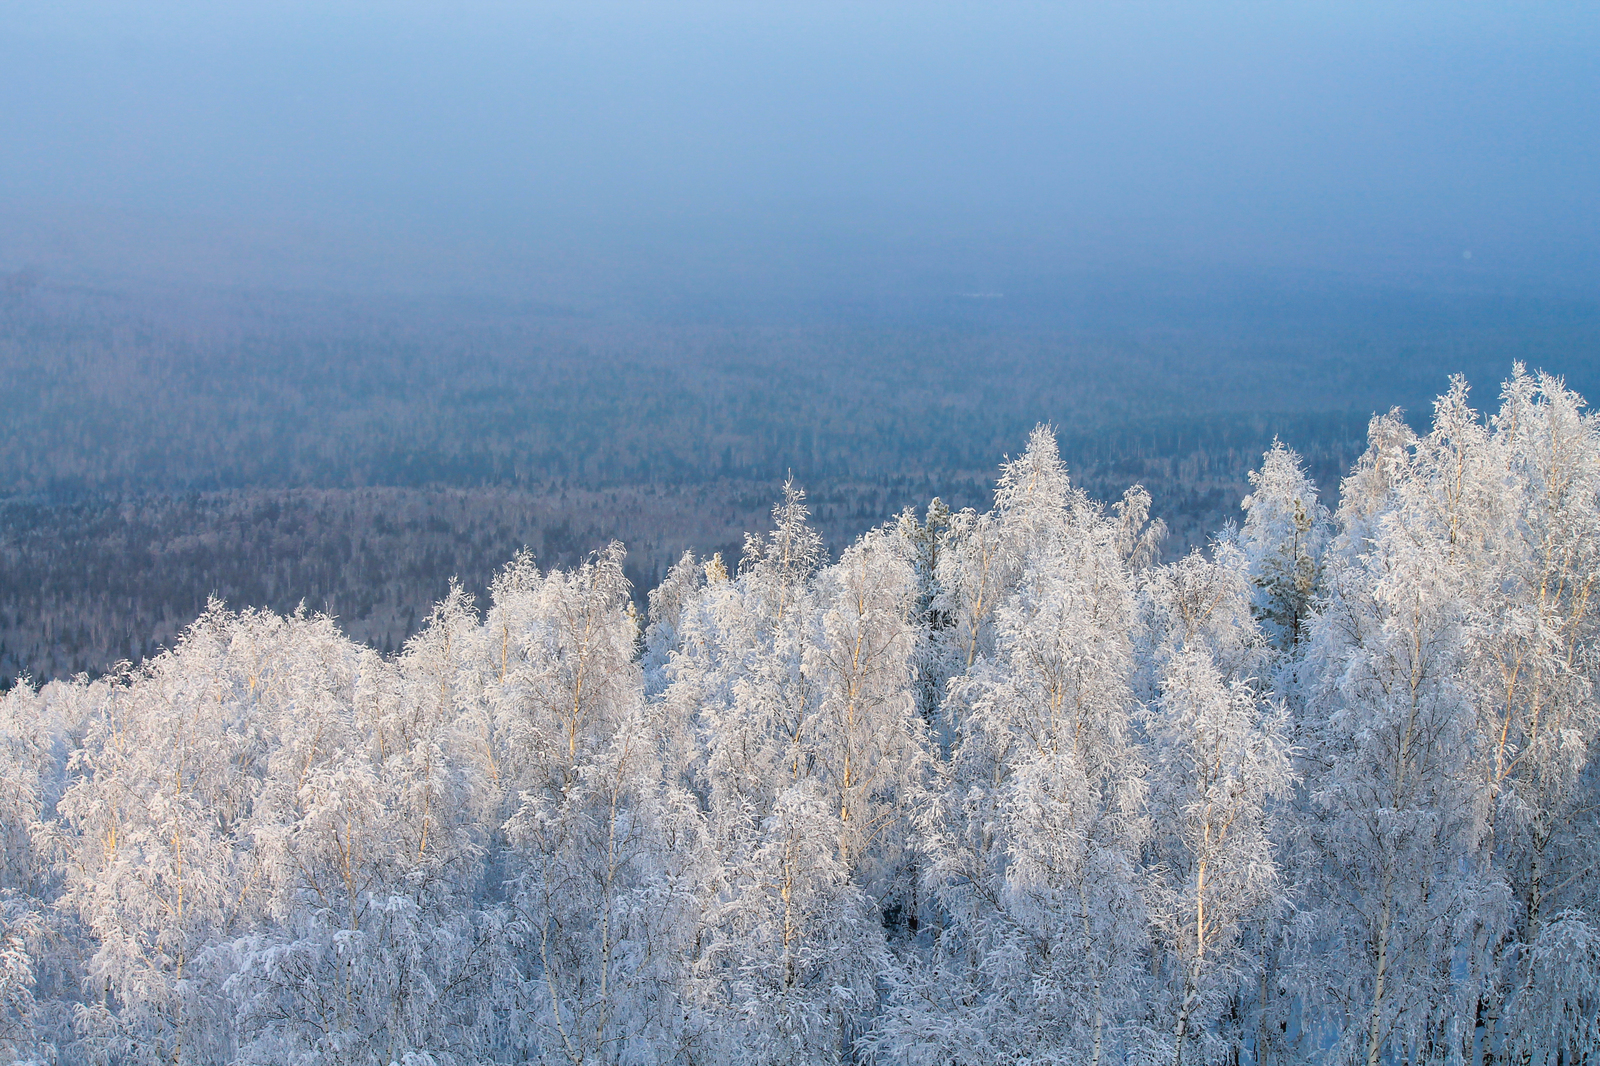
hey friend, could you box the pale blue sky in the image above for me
[2,1,1595,301]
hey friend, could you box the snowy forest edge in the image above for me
[3,364,1600,1066]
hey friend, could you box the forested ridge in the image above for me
[7,277,1597,686]
[2,366,1598,1064]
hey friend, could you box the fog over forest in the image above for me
[3,275,1596,685]
[4,2,1598,685]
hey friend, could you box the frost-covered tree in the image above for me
[51,607,284,1065]
[643,550,713,800]
[0,681,52,1062]
[895,498,954,745]
[1140,549,1292,1066]
[1275,371,1600,1066]
[698,482,826,829]
[1237,441,1332,652]
[0,894,41,1062]
[2,675,100,1061]
[1504,911,1600,1066]
[707,780,882,1066]
[1297,394,1500,1066]
[876,427,1154,1066]
[1460,369,1600,1063]
[643,549,707,701]
[806,528,928,909]
[675,485,907,1063]
[235,595,494,1065]
[489,543,708,1065]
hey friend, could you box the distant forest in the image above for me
[2,272,1596,684]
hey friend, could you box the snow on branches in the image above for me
[1,369,1598,1065]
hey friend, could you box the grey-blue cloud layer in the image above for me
[3,1,1595,298]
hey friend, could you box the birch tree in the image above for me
[1298,395,1497,1066]
[493,543,708,1064]
[806,528,928,922]
[877,427,1153,1066]
[1464,368,1600,1062]
[1140,548,1291,1066]
[1237,441,1332,652]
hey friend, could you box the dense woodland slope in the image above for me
[5,275,1596,684]
[3,367,1598,1064]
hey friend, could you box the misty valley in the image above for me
[5,278,1593,687]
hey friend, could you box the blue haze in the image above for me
[1,1,1595,308]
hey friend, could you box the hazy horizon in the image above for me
[4,1,1596,311]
